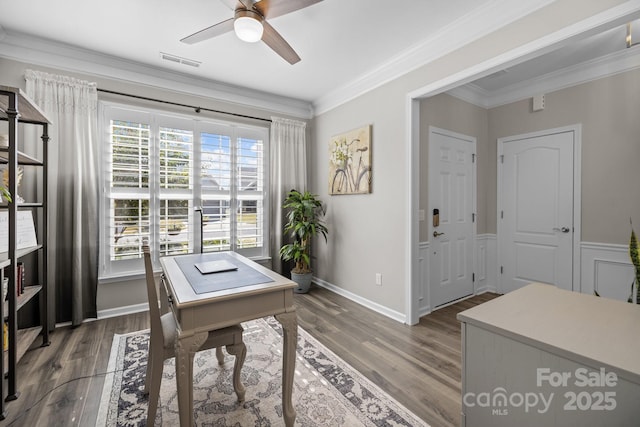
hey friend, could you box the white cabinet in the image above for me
[458,283,640,426]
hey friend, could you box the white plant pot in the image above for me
[291,271,313,293]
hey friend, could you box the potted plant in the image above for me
[595,218,640,304]
[279,189,328,293]
[629,219,639,304]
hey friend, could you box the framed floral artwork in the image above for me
[329,125,371,195]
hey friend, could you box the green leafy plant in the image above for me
[629,219,640,304]
[1,167,20,203]
[594,218,640,304]
[0,186,11,203]
[279,189,328,274]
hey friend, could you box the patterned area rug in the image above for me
[96,317,429,426]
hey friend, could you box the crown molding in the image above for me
[447,85,492,108]
[312,0,556,115]
[448,46,640,109]
[0,29,314,119]
[410,0,640,104]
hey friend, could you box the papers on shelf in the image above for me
[0,211,38,253]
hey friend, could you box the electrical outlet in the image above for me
[375,273,382,286]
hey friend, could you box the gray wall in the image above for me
[487,68,640,244]
[312,78,416,313]
[310,0,627,315]
[419,67,640,247]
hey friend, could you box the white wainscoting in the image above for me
[475,234,498,294]
[416,239,635,320]
[580,242,635,303]
[418,242,430,317]
[418,234,498,317]
[419,239,633,305]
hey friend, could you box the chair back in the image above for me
[143,244,162,337]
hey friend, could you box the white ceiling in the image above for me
[448,19,640,108]
[471,21,640,91]
[472,26,630,92]
[0,0,486,100]
[1,0,639,112]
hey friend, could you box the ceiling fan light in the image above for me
[234,15,263,43]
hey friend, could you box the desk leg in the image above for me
[275,311,297,427]
[175,331,207,427]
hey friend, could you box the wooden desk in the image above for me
[160,251,297,427]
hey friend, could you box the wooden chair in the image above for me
[142,244,246,426]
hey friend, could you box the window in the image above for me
[99,103,269,278]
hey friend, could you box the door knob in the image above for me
[553,227,570,233]
[433,231,445,238]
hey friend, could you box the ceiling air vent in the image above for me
[160,52,201,68]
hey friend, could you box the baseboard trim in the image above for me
[418,305,432,317]
[97,302,149,320]
[312,277,407,324]
[474,284,498,294]
[97,280,408,324]
[430,288,499,313]
[52,302,150,328]
[94,282,501,326]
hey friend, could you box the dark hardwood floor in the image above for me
[2,287,498,426]
[295,289,499,427]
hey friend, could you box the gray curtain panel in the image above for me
[269,117,307,274]
[25,69,99,327]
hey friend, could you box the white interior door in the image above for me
[429,127,475,308]
[499,128,576,293]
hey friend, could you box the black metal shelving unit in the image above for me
[0,86,50,419]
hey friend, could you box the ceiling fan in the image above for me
[180,0,323,64]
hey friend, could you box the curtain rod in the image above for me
[97,88,272,123]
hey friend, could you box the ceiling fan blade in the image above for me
[261,21,300,64]
[254,0,323,19]
[180,18,235,44]
[219,0,250,12]
[219,0,254,9]
[236,0,255,9]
